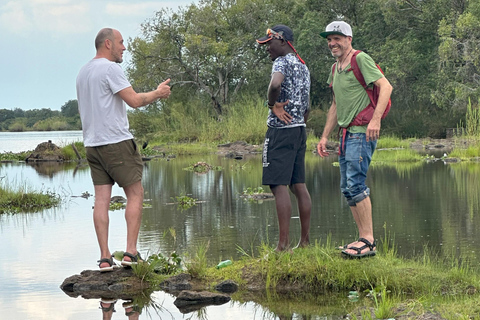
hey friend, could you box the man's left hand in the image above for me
[366,119,381,141]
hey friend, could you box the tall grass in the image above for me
[129,96,270,145]
[463,98,480,137]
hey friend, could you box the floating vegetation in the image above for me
[240,186,274,202]
[184,161,222,174]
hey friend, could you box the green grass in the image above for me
[372,148,423,162]
[376,135,413,149]
[152,228,480,319]
[0,183,61,214]
[0,151,30,161]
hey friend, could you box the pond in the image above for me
[1,134,480,319]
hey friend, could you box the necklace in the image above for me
[337,48,354,72]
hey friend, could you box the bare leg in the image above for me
[344,196,375,254]
[290,183,311,248]
[270,185,292,252]
[93,184,113,268]
[122,181,144,261]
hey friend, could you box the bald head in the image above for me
[95,28,114,50]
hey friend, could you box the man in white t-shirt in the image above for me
[76,28,171,271]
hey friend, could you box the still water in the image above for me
[1,131,480,319]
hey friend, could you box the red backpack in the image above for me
[330,50,391,127]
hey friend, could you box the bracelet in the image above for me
[265,100,275,108]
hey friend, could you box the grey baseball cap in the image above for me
[320,21,353,38]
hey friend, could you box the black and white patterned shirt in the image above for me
[267,53,310,128]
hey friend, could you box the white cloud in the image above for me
[0,0,91,36]
[105,1,180,16]
[0,1,33,35]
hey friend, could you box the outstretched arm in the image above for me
[118,79,171,109]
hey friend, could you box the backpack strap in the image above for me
[350,50,377,107]
[350,50,367,88]
[330,62,336,87]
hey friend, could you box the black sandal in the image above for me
[121,252,143,267]
[99,299,116,312]
[97,257,114,272]
[341,238,376,259]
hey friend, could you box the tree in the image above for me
[435,0,480,111]
[127,0,300,117]
[61,100,79,118]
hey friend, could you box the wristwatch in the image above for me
[265,100,275,109]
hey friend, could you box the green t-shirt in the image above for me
[327,51,383,133]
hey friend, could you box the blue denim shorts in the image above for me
[339,132,376,206]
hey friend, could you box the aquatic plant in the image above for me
[0,184,61,214]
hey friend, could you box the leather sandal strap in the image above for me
[357,238,376,250]
[123,252,139,262]
[98,257,113,266]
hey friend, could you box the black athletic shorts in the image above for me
[262,126,307,186]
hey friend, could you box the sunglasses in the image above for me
[266,29,285,41]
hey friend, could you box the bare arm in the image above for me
[366,76,393,141]
[316,99,338,157]
[267,72,294,124]
[118,79,171,109]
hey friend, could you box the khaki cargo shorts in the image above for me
[86,139,143,187]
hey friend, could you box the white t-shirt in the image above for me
[76,58,133,147]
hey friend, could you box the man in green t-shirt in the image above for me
[316,21,393,259]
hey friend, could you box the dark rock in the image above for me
[110,196,127,203]
[215,280,238,293]
[173,290,231,313]
[60,267,149,300]
[160,273,193,292]
[217,141,261,157]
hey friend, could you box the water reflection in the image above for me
[2,154,480,319]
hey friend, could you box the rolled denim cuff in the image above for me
[347,188,370,206]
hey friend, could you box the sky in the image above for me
[0,0,196,111]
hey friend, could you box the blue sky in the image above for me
[0,0,195,111]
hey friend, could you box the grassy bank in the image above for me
[132,232,480,319]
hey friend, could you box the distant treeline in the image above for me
[0,100,81,132]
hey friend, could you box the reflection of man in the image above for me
[99,299,141,320]
[316,21,393,259]
[256,25,312,252]
[76,28,171,271]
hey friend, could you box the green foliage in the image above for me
[60,99,79,118]
[376,135,412,149]
[173,194,198,210]
[0,184,61,214]
[463,99,480,137]
[8,119,28,132]
[128,95,268,145]
[61,142,86,160]
[0,151,29,161]
[145,252,182,275]
[372,148,423,163]
[0,104,81,132]
[242,186,265,196]
[33,117,70,131]
[185,241,209,278]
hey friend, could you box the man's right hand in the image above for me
[157,79,171,99]
[317,137,329,157]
